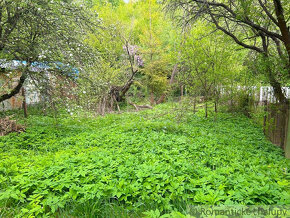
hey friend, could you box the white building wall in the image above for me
[259,86,290,102]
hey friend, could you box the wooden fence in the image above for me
[263,102,290,158]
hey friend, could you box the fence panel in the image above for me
[263,102,289,153]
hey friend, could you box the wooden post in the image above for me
[180,85,183,97]
[205,101,208,118]
[22,87,28,118]
[214,101,217,113]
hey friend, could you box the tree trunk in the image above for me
[269,76,287,104]
[120,80,134,99]
[0,72,27,103]
[266,60,288,104]
[22,87,28,118]
[110,80,134,102]
[204,95,208,118]
[273,0,290,67]
[205,101,208,118]
[156,94,165,105]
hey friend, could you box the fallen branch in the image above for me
[128,101,153,111]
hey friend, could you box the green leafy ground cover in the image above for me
[0,104,289,217]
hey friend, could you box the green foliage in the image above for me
[0,104,289,216]
[165,0,290,103]
[180,22,246,96]
[73,0,179,111]
[0,0,97,66]
[143,59,169,95]
[136,0,177,99]
[0,1,290,217]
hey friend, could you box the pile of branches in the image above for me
[0,117,25,136]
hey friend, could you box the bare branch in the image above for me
[209,13,264,53]
[258,0,279,26]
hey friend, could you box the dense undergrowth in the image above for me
[0,104,289,217]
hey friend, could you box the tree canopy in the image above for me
[166,0,290,103]
[0,0,98,102]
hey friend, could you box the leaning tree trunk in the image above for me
[0,72,28,103]
[110,80,134,102]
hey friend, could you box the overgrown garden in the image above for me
[0,0,289,217]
